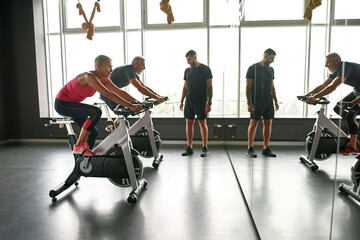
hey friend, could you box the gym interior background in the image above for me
[1,0,360,239]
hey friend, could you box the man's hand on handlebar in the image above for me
[154,96,165,103]
[129,103,143,113]
[306,96,317,103]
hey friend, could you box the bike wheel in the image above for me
[105,146,143,187]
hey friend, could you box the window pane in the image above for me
[209,28,239,116]
[126,31,143,100]
[48,35,64,117]
[307,26,328,116]
[126,31,142,63]
[310,0,328,24]
[245,0,304,21]
[335,0,360,19]
[45,0,60,33]
[327,26,360,116]
[209,0,240,26]
[66,0,120,29]
[240,27,306,117]
[144,29,207,116]
[147,0,203,25]
[126,0,141,29]
[64,32,124,105]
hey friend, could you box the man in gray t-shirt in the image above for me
[100,56,165,111]
[306,52,360,153]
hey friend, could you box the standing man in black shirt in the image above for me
[306,52,360,154]
[246,48,279,158]
[180,50,213,157]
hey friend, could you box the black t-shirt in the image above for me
[246,63,275,103]
[329,61,360,91]
[184,64,213,102]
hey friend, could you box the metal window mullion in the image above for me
[59,0,67,86]
[303,22,311,118]
[121,0,127,64]
[327,0,334,54]
[206,0,210,67]
[43,0,53,117]
[237,0,244,118]
[141,0,146,85]
[323,0,333,117]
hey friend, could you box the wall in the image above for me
[4,0,51,140]
[0,1,12,141]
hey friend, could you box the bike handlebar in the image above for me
[297,96,330,105]
[114,96,168,117]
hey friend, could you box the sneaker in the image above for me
[200,146,208,157]
[262,147,276,157]
[246,147,257,158]
[73,142,94,156]
[339,143,359,155]
[182,146,193,156]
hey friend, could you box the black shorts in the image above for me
[184,100,207,120]
[251,101,274,121]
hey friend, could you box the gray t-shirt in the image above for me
[100,64,139,111]
[329,61,360,91]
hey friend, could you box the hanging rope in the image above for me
[160,0,174,25]
[76,0,101,40]
[304,0,322,21]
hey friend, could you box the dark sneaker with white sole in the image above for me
[262,147,276,157]
[182,146,194,156]
[200,146,208,157]
[246,147,257,158]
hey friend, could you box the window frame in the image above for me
[34,0,360,118]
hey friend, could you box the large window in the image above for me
[240,26,306,117]
[36,0,360,118]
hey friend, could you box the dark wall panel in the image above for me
[6,0,50,139]
[0,1,12,141]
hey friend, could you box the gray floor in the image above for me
[228,145,360,240]
[0,142,258,240]
[1,143,360,240]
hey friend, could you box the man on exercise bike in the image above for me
[100,56,165,118]
[306,52,360,154]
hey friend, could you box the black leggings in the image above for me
[54,98,102,149]
[333,91,359,135]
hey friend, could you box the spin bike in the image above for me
[298,96,353,171]
[48,104,154,204]
[95,97,168,168]
[338,104,360,203]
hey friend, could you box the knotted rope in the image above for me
[304,0,322,21]
[160,0,174,25]
[76,1,101,40]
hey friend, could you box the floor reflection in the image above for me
[228,145,360,240]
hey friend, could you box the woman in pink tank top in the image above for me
[55,55,142,156]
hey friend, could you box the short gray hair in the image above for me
[94,55,111,67]
[132,56,145,65]
[326,52,341,61]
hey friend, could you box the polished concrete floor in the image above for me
[228,145,360,240]
[1,142,360,240]
[0,142,258,240]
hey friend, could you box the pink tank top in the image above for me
[56,73,103,102]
